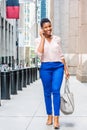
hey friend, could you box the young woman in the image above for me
[35,18,69,129]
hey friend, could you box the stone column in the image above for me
[76,0,87,82]
[53,0,79,75]
[1,18,5,63]
[0,14,1,64]
[5,20,7,55]
[9,24,11,57]
[53,0,60,35]
[7,22,9,57]
[8,24,12,67]
[67,0,79,75]
[10,25,13,56]
[12,20,17,62]
[5,20,8,64]
[8,24,10,57]
[49,0,54,26]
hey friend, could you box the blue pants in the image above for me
[40,62,64,116]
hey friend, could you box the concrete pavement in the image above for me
[0,76,87,130]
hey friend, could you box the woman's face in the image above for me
[42,22,52,36]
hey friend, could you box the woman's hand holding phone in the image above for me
[40,29,45,39]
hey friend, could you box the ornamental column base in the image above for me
[76,54,87,83]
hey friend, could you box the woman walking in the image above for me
[35,18,69,129]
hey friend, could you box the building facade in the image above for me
[19,1,36,67]
[52,0,87,82]
[19,0,50,67]
[0,0,17,69]
[1,0,86,82]
[37,0,50,23]
[41,0,46,19]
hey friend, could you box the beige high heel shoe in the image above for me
[54,116,60,129]
[46,115,53,125]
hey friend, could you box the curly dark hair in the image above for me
[40,18,51,28]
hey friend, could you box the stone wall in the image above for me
[76,0,87,82]
[52,0,87,82]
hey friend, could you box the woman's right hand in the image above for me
[37,30,45,53]
[39,29,45,39]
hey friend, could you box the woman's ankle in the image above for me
[54,116,60,129]
[46,115,53,125]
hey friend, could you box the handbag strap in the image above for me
[67,92,74,111]
[64,79,74,111]
[64,79,70,93]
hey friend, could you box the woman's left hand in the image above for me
[65,69,70,79]
[61,59,70,79]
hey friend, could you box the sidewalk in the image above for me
[0,76,87,130]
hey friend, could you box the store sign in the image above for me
[6,0,20,19]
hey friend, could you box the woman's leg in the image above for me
[52,66,64,128]
[40,69,53,125]
[52,66,64,116]
[40,69,52,115]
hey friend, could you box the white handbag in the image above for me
[60,79,74,115]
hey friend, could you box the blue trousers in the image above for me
[40,62,64,116]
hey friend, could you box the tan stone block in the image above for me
[64,54,79,75]
[69,18,79,36]
[76,54,87,82]
[80,0,87,24]
[76,74,87,82]
[68,36,78,53]
[69,0,79,17]
[65,54,79,66]
[62,38,69,53]
[79,25,87,53]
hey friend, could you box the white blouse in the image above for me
[35,35,64,62]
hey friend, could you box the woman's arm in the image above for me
[58,37,70,79]
[61,58,70,79]
[37,30,45,53]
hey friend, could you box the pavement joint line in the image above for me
[25,116,34,130]
[25,100,43,130]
